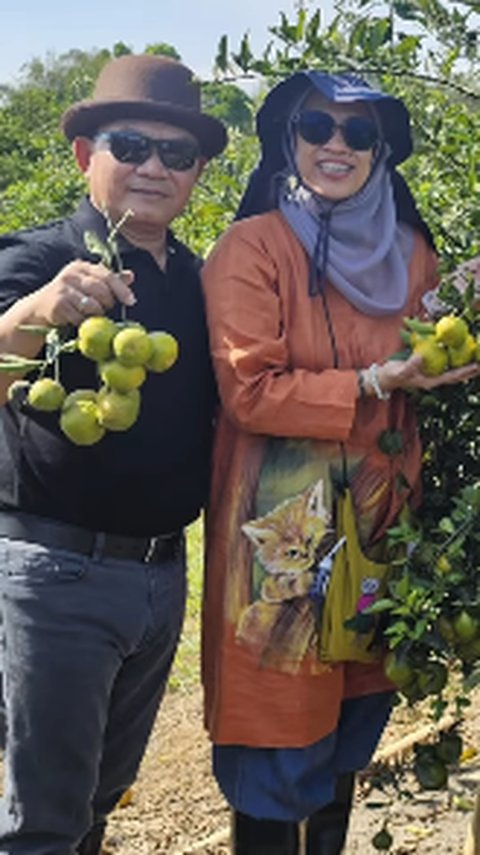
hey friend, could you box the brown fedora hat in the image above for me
[61,54,227,160]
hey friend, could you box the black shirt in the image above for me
[0,198,217,536]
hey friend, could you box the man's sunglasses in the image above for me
[293,111,379,152]
[95,130,200,171]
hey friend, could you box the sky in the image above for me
[0,0,335,86]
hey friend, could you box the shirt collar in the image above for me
[70,196,179,260]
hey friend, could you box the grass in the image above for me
[167,517,204,692]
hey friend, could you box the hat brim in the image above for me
[61,99,227,160]
[257,72,412,167]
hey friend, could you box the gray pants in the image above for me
[0,535,186,854]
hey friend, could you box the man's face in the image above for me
[75,118,204,230]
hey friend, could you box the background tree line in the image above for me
[0,0,478,271]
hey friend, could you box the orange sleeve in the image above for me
[202,223,358,441]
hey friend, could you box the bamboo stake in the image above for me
[464,791,480,855]
[368,714,458,767]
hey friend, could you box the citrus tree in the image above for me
[0,44,257,241]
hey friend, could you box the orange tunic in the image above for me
[202,211,437,748]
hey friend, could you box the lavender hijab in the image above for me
[278,112,414,317]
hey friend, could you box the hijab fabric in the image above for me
[235,72,429,315]
[278,146,414,316]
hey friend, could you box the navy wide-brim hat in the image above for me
[257,71,412,168]
[236,71,433,245]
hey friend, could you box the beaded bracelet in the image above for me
[367,362,391,401]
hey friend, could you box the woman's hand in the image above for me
[376,353,480,395]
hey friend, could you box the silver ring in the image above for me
[79,294,90,308]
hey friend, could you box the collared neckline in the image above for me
[70,196,178,261]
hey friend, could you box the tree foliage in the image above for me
[0,42,255,237]
[0,2,478,262]
[214,0,480,269]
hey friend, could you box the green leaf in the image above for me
[60,339,78,353]
[366,598,396,614]
[385,620,410,636]
[84,230,113,266]
[232,33,253,72]
[0,352,41,363]
[214,35,228,73]
[294,7,307,41]
[0,359,44,372]
[411,617,429,639]
[394,574,411,599]
[464,665,480,691]
[439,517,455,535]
[393,1,424,21]
[305,9,321,43]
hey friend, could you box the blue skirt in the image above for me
[213,691,392,821]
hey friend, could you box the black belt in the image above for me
[0,510,183,564]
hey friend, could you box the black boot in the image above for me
[76,818,107,855]
[306,772,355,855]
[232,810,299,854]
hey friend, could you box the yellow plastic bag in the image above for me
[319,489,390,663]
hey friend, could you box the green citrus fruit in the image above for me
[453,610,479,643]
[113,326,153,367]
[413,337,448,376]
[417,661,448,696]
[448,333,476,368]
[409,331,424,348]
[458,636,480,664]
[372,828,393,850]
[397,672,424,703]
[78,316,117,362]
[435,732,463,765]
[435,555,452,575]
[27,378,66,412]
[97,387,140,431]
[437,615,456,645]
[384,652,414,688]
[145,331,179,373]
[60,397,105,446]
[63,389,98,405]
[99,359,146,393]
[414,756,448,790]
[435,315,469,348]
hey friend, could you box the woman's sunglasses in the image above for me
[293,111,379,152]
[95,130,200,171]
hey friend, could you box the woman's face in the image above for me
[294,93,376,201]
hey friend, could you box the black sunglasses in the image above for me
[294,110,379,152]
[95,130,200,171]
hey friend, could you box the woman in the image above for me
[201,72,478,855]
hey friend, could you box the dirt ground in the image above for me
[103,684,480,855]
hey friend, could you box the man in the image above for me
[0,54,226,854]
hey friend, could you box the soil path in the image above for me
[104,685,480,854]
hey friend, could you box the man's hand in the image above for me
[30,261,136,327]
